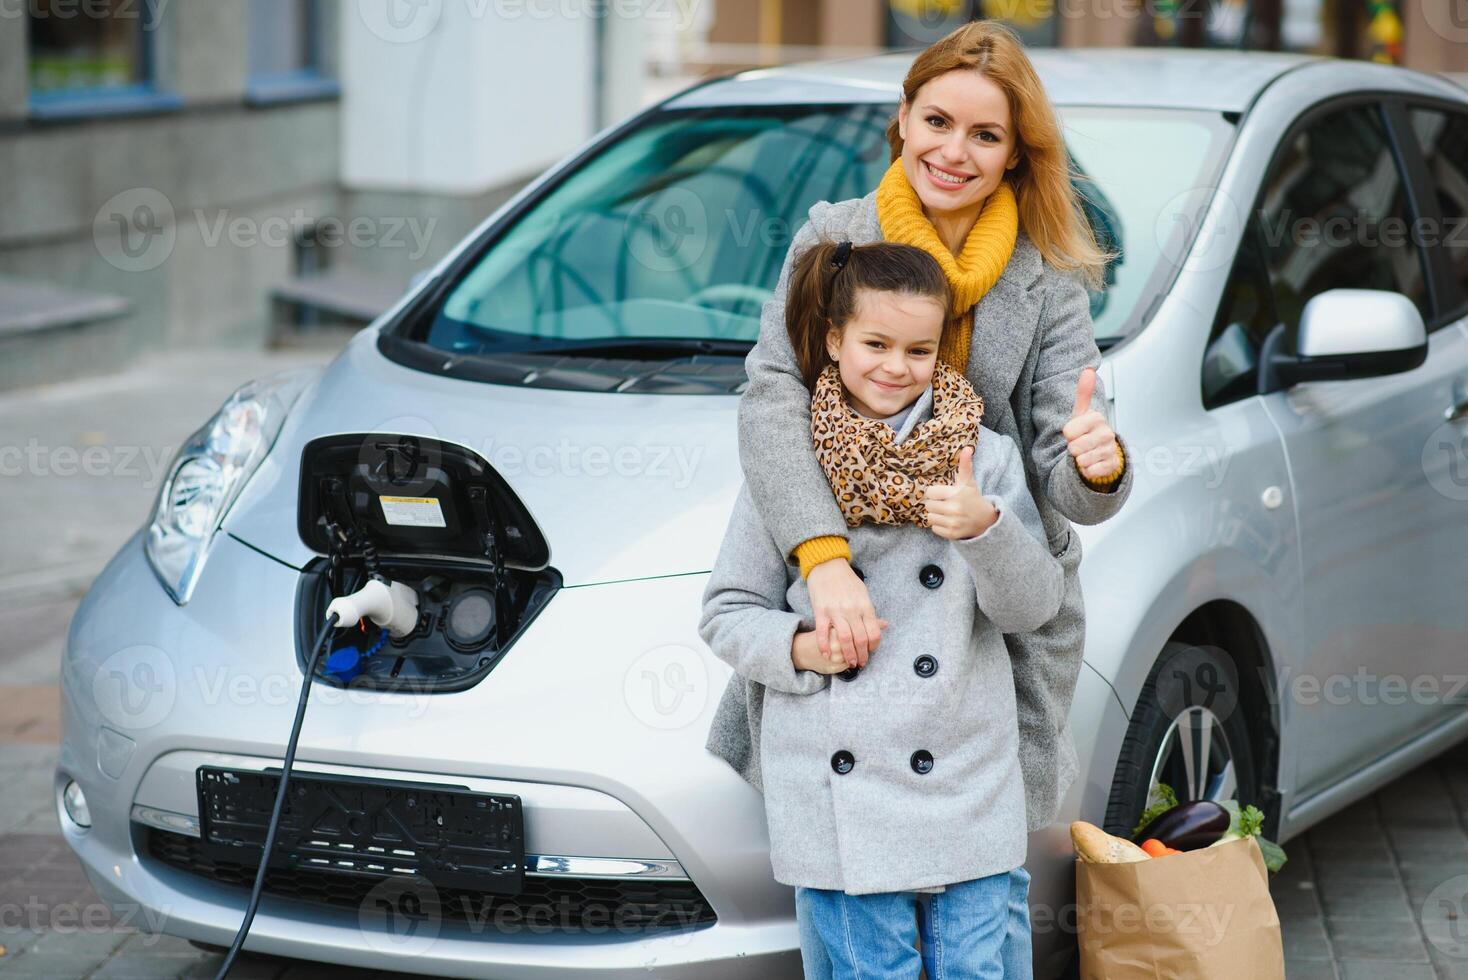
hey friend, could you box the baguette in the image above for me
[1070,821,1151,864]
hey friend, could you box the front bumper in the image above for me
[57,530,801,978]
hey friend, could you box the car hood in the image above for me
[223,331,746,587]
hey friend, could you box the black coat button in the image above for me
[831,750,855,775]
[910,750,934,774]
[919,564,944,589]
[838,665,861,682]
[851,565,865,581]
[913,654,938,678]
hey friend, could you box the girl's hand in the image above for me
[1065,367,1122,482]
[791,626,887,675]
[806,559,886,668]
[923,446,998,540]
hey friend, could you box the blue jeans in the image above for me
[795,866,1033,979]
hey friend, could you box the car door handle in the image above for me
[1446,400,1468,423]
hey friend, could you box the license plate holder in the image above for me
[195,766,524,894]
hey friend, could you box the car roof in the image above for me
[666,47,1326,113]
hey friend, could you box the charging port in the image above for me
[294,433,561,692]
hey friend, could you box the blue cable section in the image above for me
[363,627,389,657]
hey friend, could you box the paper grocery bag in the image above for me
[1074,836,1284,980]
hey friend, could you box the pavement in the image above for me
[6,348,1468,977]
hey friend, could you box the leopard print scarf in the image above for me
[811,358,985,528]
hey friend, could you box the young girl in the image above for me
[699,239,1063,977]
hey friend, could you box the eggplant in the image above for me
[1132,800,1231,851]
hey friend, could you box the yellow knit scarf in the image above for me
[875,157,1019,371]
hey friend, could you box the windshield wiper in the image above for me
[501,337,753,358]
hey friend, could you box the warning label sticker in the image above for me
[379,495,446,528]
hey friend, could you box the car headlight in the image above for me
[146,368,317,603]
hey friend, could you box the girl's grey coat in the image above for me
[704,190,1134,833]
[698,382,1064,894]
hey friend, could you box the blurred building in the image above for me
[0,0,655,391]
[704,0,1464,73]
[1,1,341,390]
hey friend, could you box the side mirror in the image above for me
[1257,288,1427,394]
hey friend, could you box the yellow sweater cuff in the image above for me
[1079,441,1125,489]
[793,535,851,579]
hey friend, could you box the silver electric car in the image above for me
[57,47,1468,978]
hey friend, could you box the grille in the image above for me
[145,827,715,932]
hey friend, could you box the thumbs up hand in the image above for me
[922,445,999,541]
[1063,367,1121,483]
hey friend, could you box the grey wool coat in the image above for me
[698,381,1064,895]
[704,189,1135,833]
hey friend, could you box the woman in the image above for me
[703,18,1134,976]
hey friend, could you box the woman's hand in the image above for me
[806,559,888,669]
[1065,367,1122,483]
[923,446,998,540]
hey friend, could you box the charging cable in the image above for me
[213,576,420,979]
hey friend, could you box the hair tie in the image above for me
[830,240,853,274]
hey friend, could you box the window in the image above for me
[1057,107,1233,342]
[27,0,173,115]
[247,0,334,103]
[1254,103,1428,335]
[1201,102,1428,409]
[1408,107,1468,320]
[1202,217,1277,408]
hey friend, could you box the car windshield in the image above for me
[405,102,1232,359]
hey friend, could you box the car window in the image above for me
[1255,102,1429,337]
[1058,107,1232,344]
[1407,106,1468,320]
[1202,216,1277,408]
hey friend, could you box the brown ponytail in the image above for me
[785,239,951,392]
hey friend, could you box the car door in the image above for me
[1402,97,1468,719]
[1246,98,1468,801]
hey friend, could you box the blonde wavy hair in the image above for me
[886,20,1118,291]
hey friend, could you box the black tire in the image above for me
[1103,640,1260,839]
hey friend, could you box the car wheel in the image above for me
[1103,641,1259,838]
